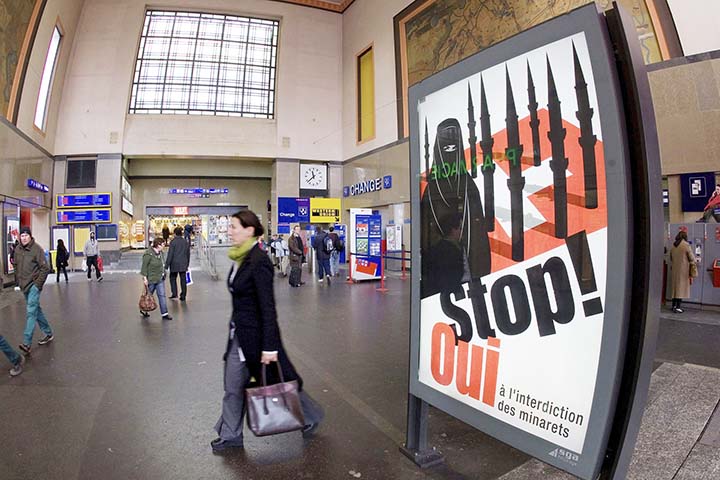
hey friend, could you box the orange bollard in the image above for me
[376,244,389,293]
[401,249,407,280]
[346,251,354,284]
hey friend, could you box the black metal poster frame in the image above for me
[405,4,661,479]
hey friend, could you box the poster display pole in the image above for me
[400,394,444,467]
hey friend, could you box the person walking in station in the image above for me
[1,335,25,376]
[288,225,305,287]
[15,226,54,355]
[83,231,103,282]
[311,226,333,284]
[140,238,172,320]
[166,227,191,301]
[274,234,289,277]
[327,226,342,277]
[184,222,193,244]
[211,210,323,452]
[669,230,696,313]
[55,238,70,283]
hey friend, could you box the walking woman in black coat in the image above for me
[211,210,323,452]
[56,239,69,283]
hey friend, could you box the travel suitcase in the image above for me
[289,265,301,286]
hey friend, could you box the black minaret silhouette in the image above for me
[547,56,569,238]
[573,43,598,209]
[527,61,542,167]
[505,67,525,261]
[424,118,430,177]
[467,84,478,179]
[479,77,496,232]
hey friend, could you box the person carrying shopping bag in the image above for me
[211,210,323,452]
[140,238,172,320]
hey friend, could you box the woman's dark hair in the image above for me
[232,210,264,237]
[674,230,688,247]
[57,239,65,249]
[152,237,165,248]
[174,226,183,236]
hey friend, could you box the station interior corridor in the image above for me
[1,255,720,480]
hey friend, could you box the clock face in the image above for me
[300,164,326,190]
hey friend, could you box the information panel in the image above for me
[57,209,112,224]
[408,5,641,479]
[352,213,382,281]
[309,198,342,223]
[56,193,112,209]
[278,197,310,224]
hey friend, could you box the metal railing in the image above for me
[197,234,219,280]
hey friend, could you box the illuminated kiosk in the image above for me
[403,4,662,480]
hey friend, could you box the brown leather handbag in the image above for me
[139,286,157,312]
[246,363,305,436]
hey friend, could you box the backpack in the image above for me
[332,234,344,251]
[323,234,335,254]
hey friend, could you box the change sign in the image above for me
[408,5,660,480]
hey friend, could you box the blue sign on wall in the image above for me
[344,175,393,197]
[57,209,112,224]
[27,179,49,193]
[278,197,310,223]
[56,193,112,209]
[680,173,716,212]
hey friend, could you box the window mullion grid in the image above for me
[240,20,251,117]
[268,23,278,118]
[132,14,152,113]
[214,16,227,114]
[159,13,178,114]
[188,16,202,114]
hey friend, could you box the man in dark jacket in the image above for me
[165,227,191,301]
[14,226,53,355]
[311,226,333,284]
[288,225,305,287]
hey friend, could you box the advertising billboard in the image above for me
[407,5,661,479]
[309,198,342,223]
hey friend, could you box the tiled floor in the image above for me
[0,256,718,479]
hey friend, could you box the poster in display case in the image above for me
[4,216,19,274]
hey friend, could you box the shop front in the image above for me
[342,141,411,272]
[145,206,246,247]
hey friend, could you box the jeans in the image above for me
[0,335,21,366]
[317,257,332,280]
[169,271,187,300]
[56,266,68,282]
[23,285,53,345]
[87,255,101,279]
[329,251,340,276]
[147,280,169,315]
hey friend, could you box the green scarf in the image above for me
[228,237,258,265]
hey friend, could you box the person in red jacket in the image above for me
[699,185,720,223]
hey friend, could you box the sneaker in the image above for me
[38,335,54,345]
[140,310,150,318]
[18,344,31,355]
[162,314,173,320]
[98,276,103,282]
[674,308,684,314]
[9,355,25,377]
[87,278,92,282]
[318,278,323,283]
[169,295,178,300]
